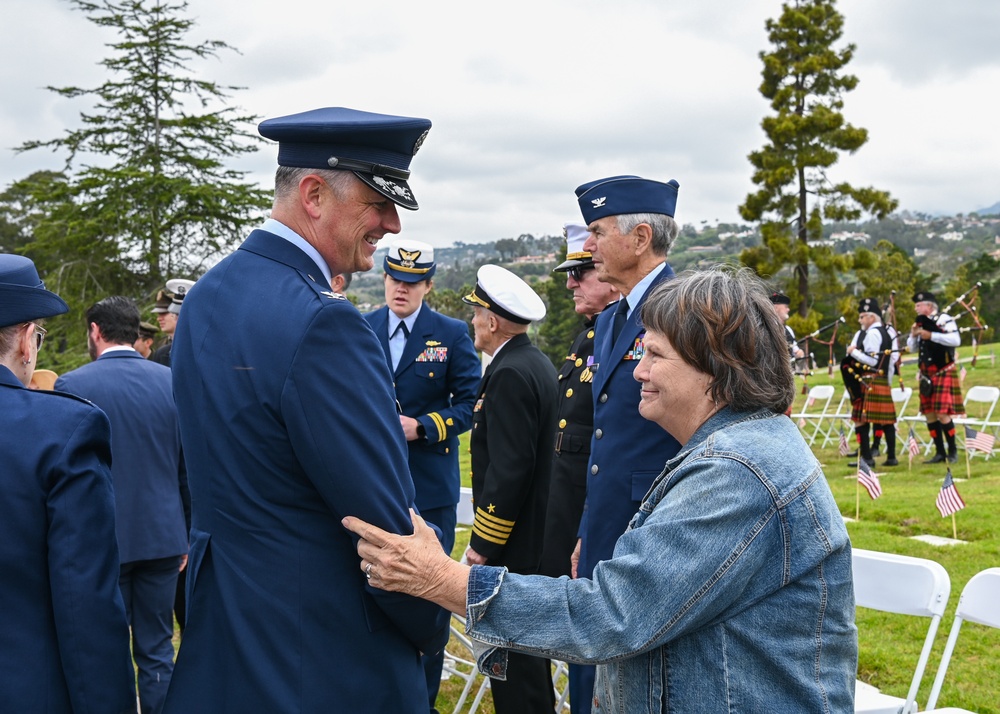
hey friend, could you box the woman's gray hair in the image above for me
[616,213,679,257]
[640,266,795,413]
[0,324,21,359]
[274,166,356,201]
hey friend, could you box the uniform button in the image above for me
[575,358,583,367]
[445,447,449,454]
[587,330,595,338]
[591,464,599,475]
[599,393,608,403]
[565,388,573,398]
[595,429,603,439]
[428,371,435,377]
[559,419,567,428]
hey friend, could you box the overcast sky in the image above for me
[3,0,999,247]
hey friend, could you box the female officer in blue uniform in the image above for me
[0,253,135,713]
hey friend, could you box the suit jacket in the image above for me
[164,229,449,714]
[0,366,136,713]
[364,304,480,511]
[469,333,558,574]
[56,350,188,564]
[578,265,681,578]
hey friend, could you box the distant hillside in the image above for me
[976,200,1000,217]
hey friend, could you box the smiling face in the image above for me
[384,274,431,319]
[315,175,402,274]
[633,328,715,443]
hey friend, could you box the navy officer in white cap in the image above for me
[364,237,480,710]
[165,108,449,714]
[462,265,558,714]
[571,175,683,714]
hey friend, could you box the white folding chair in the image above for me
[891,386,913,420]
[442,614,492,714]
[852,548,951,714]
[791,384,837,445]
[457,486,475,526]
[955,385,1000,460]
[923,567,1000,712]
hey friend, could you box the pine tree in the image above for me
[740,0,897,317]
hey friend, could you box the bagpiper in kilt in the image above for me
[844,298,899,467]
[907,290,965,464]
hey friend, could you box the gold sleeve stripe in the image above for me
[473,518,512,540]
[428,412,446,440]
[475,507,515,528]
[472,524,508,545]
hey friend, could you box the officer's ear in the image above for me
[299,174,328,219]
[631,223,653,256]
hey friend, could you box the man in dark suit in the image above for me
[0,253,136,714]
[57,295,188,714]
[364,238,480,711]
[539,223,618,579]
[570,175,683,713]
[462,264,558,714]
[164,107,449,714]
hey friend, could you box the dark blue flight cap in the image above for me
[575,175,680,224]
[258,107,432,211]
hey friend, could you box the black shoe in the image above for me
[845,450,858,458]
[848,458,876,468]
[883,458,899,467]
[947,453,958,464]
[872,446,881,457]
[924,453,947,464]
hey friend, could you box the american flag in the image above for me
[907,427,921,460]
[935,469,966,517]
[960,366,968,384]
[838,427,851,457]
[857,459,882,500]
[964,424,996,454]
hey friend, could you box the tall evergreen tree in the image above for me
[16,0,270,288]
[740,0,897,317]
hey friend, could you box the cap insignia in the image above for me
[373,176,412,200]
[398,248,422,268]
[413,129,429,156]
[591,197,607,208]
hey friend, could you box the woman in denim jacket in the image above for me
[345,267,857,713]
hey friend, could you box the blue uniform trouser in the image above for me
[120,555,182,714]
[420,504,458,712]
[570,663,595,714]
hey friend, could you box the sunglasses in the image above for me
[25,322,47,351]
[568,265,595,282]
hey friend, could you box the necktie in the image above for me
[611,299,629,344]
[390,322,409,370]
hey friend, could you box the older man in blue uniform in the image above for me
[164,108,450,714]
[364,238,480,711]
[570,176,683,713]
[0,254,136,713]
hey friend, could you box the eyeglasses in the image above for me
[568,265,595,282]
[25,322,47,351]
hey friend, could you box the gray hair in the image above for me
[0,324,21,360]
[274,166,356,202]
[616,213,679,257]
[640,266,795,413]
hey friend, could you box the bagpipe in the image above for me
[917,282,989,367]
[794,317,846,392]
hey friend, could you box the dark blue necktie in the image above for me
[612,299,628,343]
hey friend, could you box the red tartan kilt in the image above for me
[852,379,896,424]
[918,365,966,415]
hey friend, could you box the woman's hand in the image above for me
[342,509,471,614]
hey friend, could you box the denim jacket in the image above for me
[466,407,857,713]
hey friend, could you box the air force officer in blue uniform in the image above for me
[570,176,683,713]
[164,108,450,714]
[364,239,480,710]
[0,254,136,713]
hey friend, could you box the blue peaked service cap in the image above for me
[258,107,432,211]
[575,175,680,224]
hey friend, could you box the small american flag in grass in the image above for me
[964,424,996,454]
[839,427,850,457]
[907,427,921,459]
[857,459,882,500]
[936,470,966,517]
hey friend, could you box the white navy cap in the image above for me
[384,238,435,282]
[554,222,593,272]
[165,278,195,315]
[463,265,546,324]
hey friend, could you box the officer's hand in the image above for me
[399,415,421,441]
[570,538,581,579]
[464,547,487,566]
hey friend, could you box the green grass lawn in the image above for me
[440,344,1000,713]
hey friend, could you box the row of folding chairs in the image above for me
[853,549,999,713]
[794,384,1000,459]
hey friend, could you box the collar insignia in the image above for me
[320,290,344,300]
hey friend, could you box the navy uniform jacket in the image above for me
[0,366,136,713]
[364,304,480,511]
[56,350,188,564]
[164,230,449,714]
[469,333,558,573]
[578,266,681,578]
[540,317,598,577]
